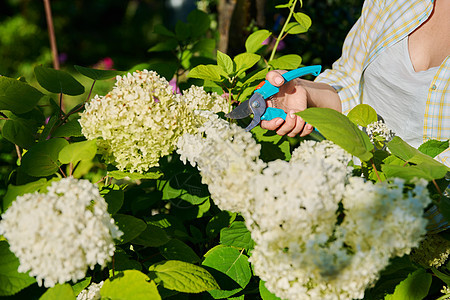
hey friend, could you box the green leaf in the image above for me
[418,139,449,158]
[187,10,210,38]
[220,221,254,251]
[2,178,47,212]
[188,65,227,81]
[175,20,191,41]
[347,104,378,127]
[148,39,178,52]
[132,224,170,247]
[149,260,219,293]
[34,66,85,96]
[245,30,271,53]
[110,252,142,272]
[114,214,147,244]
[0,76,44,114]
[432,268,450,286]
[259,280,281,300]
[192,39,216,55]
[268,54,302,70]
[364,256,418,300]
[0,241,36,296]
[39,114,58,141]
[251,126,291,161]
[39,284,75,300]
[2,117,37,149]
[52,118,83,138]
[71,277,91,296]
[159,239,201,263]
[438,197,450,223]
[275,3,291,8]
[382,163,448,181]
[217,51,234,75]
[234,53,261,76]
[387,136,422,161]
[298,107,374,161]
[108,169,163,180]
[146,215,189,240]
[242,68,268,85]
[153,24,175,37]
[384,269,431,300]
[206,211,237,238]
[147,61,178,81]
[387,137,449,171]
[202,246,252,299]
[101,270,161,300]
[74,65,124,80]
[285,22,309,34]
[293,12,312,33]
[160,173,209,205]
[58,139,97,165]
[21,138,69,177]
[100,185,124,215]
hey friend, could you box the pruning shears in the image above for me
[225,65,322,131]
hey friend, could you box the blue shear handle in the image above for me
[282,65,322,82]
[261,107,287,121]
[257,65,322,99]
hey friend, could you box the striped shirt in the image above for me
[315,0,450,165]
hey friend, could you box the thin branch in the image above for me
[43,0,59,70]
[432,179,443,202]
[59,165,67,178]
[370,159,382,182]
[60,80,96,123]
[15,145,22,162]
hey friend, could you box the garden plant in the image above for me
[1,1,450,299]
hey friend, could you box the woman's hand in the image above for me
[260,70,314,137]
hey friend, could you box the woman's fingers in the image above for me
[260,118,285,131]
[266,70,286,87]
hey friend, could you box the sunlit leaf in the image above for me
[347,104,378,127]
[101,270,161,300]
[298,107,374,161]
[245,30,271,53]
[149,260,218,293]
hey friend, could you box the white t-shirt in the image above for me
[362,36,438,148]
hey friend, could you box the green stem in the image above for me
[268,0,298,63]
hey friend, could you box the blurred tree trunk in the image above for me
[218,0,236,54]
[218,0,266,55]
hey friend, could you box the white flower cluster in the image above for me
[79,70,227,173]
[366,120,395,144]
[0,178,122,288]
[177,121,431,300]
[177,114,264,213]
[77,281,103,300]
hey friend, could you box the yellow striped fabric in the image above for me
[315,0,450,232]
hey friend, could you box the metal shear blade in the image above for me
[225,93,266,131]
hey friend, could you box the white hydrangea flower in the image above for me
[178,122,431,300]
[179,85,228,113]
[251,175,430,300]
[77,281,103,300]
[366,120,395,144]
[0,178,122,288]
[177,114,264,213]
[79,70,227,173]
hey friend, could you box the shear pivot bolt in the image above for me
[251,101,260,108]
